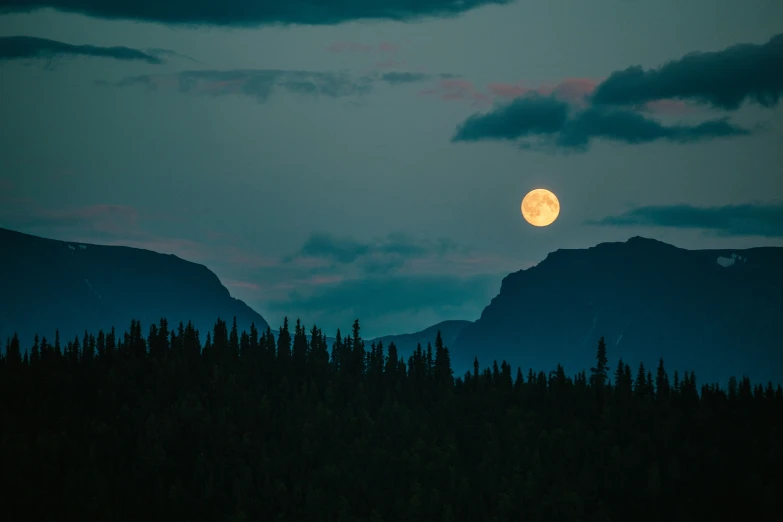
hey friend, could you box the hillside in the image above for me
[0,227,268,347]
[370,320,472,356]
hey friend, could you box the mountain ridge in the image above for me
[452,236,783,385]
[369,319,472,355]
[0,227,268,347]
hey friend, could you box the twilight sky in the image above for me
[1,0,782,337]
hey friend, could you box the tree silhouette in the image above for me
[0,319,780,522]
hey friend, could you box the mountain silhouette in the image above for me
[0,227,268,348]
[371,320,472,355]
[451,236,783,386]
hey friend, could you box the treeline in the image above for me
[1,317,782,522]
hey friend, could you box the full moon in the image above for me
[521,189,560,227]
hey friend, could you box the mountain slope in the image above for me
[265,320,471,360]
[452,237,783,385]
[0,227,268,348]
[370,320,472,356]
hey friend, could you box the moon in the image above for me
[521,189,560,227]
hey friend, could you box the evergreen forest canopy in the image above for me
[2,316,782,522]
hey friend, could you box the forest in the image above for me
[1,316,782,522]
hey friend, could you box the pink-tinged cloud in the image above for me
[550,78,598,105]
[487,78,598,106]
[445,76,697,115]
[486,83,528,99]
[419,78,491,107]
[377,42,398,53]
[327,41,398,54]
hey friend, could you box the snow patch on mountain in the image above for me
[717,253,748,268]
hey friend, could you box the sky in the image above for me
[1,0,782,338]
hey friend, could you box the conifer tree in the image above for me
[6,333,21,366]
[292,318,309,370]
[239,331,250,361]
[70,334,80,364]
[515,367,524,390]
[433,331,453,390]
[656,358,670,400]
[634,362,647,396]
[84,331,95,363]
[331,329,343,371]
[614,358,625,388]
[96,331,106,361]
[384,342,398,383]
[501,361,512,391]
[39,337,49,365]
[351,319,365,378]
[590,336,609,389]
[229,317,239,362]
[277,317,291,364]
[249,322,259,356]
[54,330,61,358]
[31,335,40,365]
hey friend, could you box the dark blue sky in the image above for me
[1,0,781,336]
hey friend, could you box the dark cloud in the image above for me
[381,72,432,85]
[103,68,443,103]
[0,0,513,26]
[271,274,497,318]
[362,256,406,275]
[297,233,371,264]
[556,109,750,150]
[107,69,375,103]
[375,232,429,257]
[286,232,463,272]
[591,33,783,110]
[0,35,162,64]
[452,95,570,142]
[452,94,749,151]
[145,48,201,64]
[327,42,398,54]
[589,203,783,237]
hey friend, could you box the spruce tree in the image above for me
[292,318,309,370]
[229,317,239,362]
[590,336,609,389]
[656,358,670,400]
[31,335,40,365]
[634,362,647,396]
[277,317,291,364]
